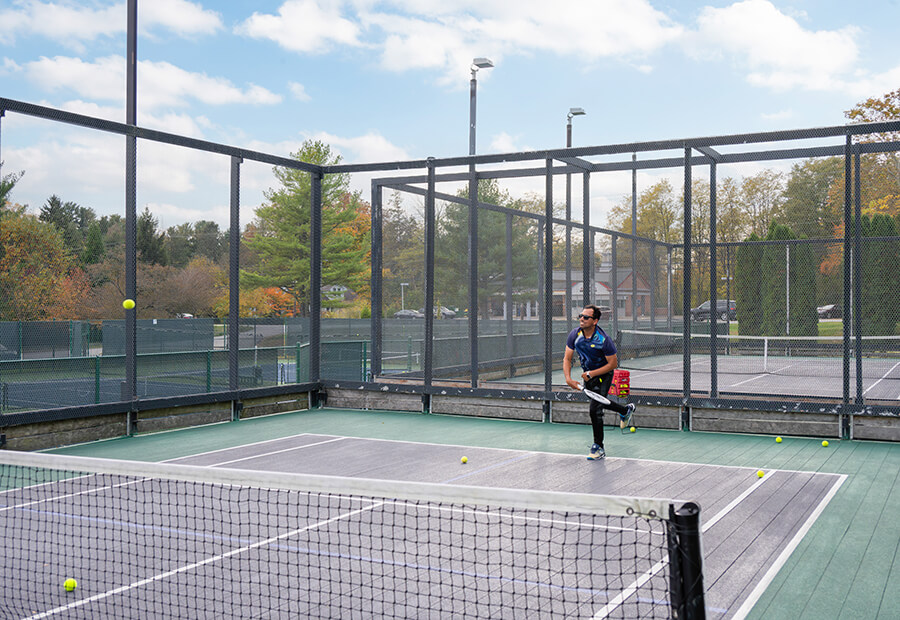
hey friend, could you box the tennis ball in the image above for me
[630,426,636,433]
[64,578,77,592]
[757,470,765,478]
[122,299,135,310]
[461,456,467,464]
[822,440,829,447]
[775,436,783,443]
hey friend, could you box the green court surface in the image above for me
[50,407,900,619]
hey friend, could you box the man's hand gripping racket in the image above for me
[577,383,611,405]
[577,381,635,431]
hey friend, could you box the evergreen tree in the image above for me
[243,140,370,315]
[434,179,540,318]
[788,236,818,337]
[81,222,106,264]
[137,207,167,265]
[860,214,899,336]
[761,223,793,336]
[735,233,763,335]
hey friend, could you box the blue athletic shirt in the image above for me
[566,326,617,372]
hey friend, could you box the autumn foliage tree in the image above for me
[243,140,370,316]
[0,213,89,320]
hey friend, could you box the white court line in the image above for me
[593,469,775,619]
[731,474,847,620]
[6,437,346,518]
[729,374,768,387]
[863,360,900,395]
[23,500,385,619]
[199,437,346,468]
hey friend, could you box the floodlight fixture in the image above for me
[472,57,494,70]
[567,107,586,121]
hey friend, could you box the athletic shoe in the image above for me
[620,403,635,427]
[587,444,606,460]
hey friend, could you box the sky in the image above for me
[1,0,899,231]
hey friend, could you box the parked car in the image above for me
[418,306,457,319]
[817,304,842,319]
[690,299,736,322]
[393,309,425,319]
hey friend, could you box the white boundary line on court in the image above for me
[592,467,777,618]
[730,473,847,620]
[22,500,385,619]
[863,360,900,395]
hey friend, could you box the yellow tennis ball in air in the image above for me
[64,578,77,592]
[630,426,636,433]
[757,470,765,478]
[461,456,468,464]
[122,299,135,309]
[822,440,829,448]
[775,436,782,443]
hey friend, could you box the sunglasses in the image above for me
[578,314,597,320]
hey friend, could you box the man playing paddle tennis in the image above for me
[563,305,635,460]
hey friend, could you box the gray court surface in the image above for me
[3,433,844,619]
[168,433,843,619]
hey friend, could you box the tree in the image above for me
[780,158,844,241]
[0,213,89,320]
[81,222,106,264]
[242,140,370,315]
[859,214,899,336]
[193,220,225,263]
[1,162,24,214]
[741,170,786,238]
[434,179,542,318]
[153,257,223,317]
[735,233,763,336]
[165,222,195,268]
[759,223,816,336]
[137,206,167,265]
[382,191,425,312]
[608,179,681,244]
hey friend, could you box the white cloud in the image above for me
[2,57,23,74]
[0,0,220,47]
[289,82,312,102]
[761,109,793,122]
[240,0,680,84]
[313,131,410,164]
[236,0,362,53]
[691,0,860,92]
[141,0,222,37]
[24,56,282,111]
[490,132,524,153]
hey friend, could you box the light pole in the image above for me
[565,107,586,329]
[469,57,494,155]
[400,282,409,311]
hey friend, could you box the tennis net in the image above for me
[0,451,704,619]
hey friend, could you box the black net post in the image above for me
[668,501,706,620]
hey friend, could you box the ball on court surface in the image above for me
[461,456,468,464]
[630,426,636,433]
[122,299,135,309]
[822,440,829,447]
[775,436,782,443]
[64,578,77,592]
[757,470,765,478]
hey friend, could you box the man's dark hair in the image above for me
[584,304,603,319]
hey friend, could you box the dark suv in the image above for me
[690,299,736,322]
